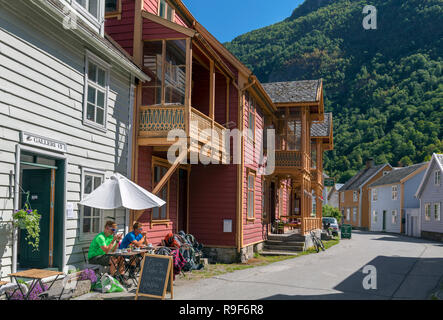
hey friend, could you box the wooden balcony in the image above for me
[274,151,311,175]
[138,105,228,163]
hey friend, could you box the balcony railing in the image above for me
[139,105,228,162]
[275,151,311,173]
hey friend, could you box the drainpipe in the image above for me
[12,145,21,275]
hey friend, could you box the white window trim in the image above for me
[391,210,398,224]
[83,51,111,132]
[158,0,176,22]
[71,0,105,31]
[373,210,378,223]
[346,208,350,221]
[392,185,398,200]
[353,191,358,202]
[372,188,378,202]
[424,203,431,221]
[80,167,106,241]
[435,170,441,186]
[434,202,441,221]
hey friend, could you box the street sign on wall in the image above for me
[324,178,335,187]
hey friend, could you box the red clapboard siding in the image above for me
[242,94,266,246]
[189,164,237,247]
[143,0,189,27]
[143,19,188,40]
[105,0,135,56]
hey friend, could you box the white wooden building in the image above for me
[0,0,149,278]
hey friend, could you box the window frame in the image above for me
[247,171,256,221]
[373,210,378,223]
[425,203,431,221]
[104,0,122,19]
[83,51,110,131]
[435,170,441,186]
[346,208,350,221]
[434,202,441,221]
[80,167,105,240]
[151,158,171,222]
[353,207,357,222]
[158,0,175,22]
[72,0,104,29]
[353,191,358,202]
[391,210,398,224]
[340,192,344,203]
[372,188,378,202]
[392,185,398,200]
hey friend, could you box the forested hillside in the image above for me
[225,0,443,182]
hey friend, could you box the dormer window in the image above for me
[435,170,441,186]
[158,0,175,22]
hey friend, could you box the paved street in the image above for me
[172,231,443,300]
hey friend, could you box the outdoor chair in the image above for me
[0,282,29,300]
[38,273,78,300]
[82,247,109,276]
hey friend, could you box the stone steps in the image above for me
[259,250,299,257]
[264,244,304,252]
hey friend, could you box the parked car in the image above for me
[322,217,339,236]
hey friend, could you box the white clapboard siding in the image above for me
[0,3,135,276]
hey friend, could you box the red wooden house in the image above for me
[104,0,333,262]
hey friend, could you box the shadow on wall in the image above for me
[0,219,13,278]
[262,256,443,300]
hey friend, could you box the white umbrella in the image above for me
[79,173,166,210]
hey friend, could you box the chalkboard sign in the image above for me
[135,254,173,300]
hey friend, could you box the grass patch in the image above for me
[178,237,341,282]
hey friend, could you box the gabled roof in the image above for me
[369,163,428,188]
[261,80,322,104]
[340,163,391,191]
[312,113,332,137]
[415,154,443,198]
[327,184,344,200]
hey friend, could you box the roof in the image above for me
[416,154,443,198]
[340,164,390,191]
[335,183,344,191]
[369,163,428,188]
[39,0,150,82]
[312,113,332,137]
[261,80,322,104]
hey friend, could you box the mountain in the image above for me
[225,0,443,182]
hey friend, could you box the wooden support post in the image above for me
[152,150,188,195]
[209,60,215,122]
[185,38,192,137]
[226,77,230,124]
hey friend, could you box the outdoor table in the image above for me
[107,250,148,287]
[8,269,63,300]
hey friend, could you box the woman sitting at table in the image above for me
[119,222,147,249]
[88,221,126,281]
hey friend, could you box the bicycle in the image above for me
[310,230,325,253]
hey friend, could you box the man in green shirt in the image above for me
[88,221,124,278]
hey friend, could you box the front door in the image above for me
[382,210,387,231]
[270,182,276,227]
[19,169,51,269]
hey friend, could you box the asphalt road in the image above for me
[173,231,443,300]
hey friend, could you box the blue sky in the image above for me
[182,0,304,43]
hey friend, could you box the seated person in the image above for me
[119,222,147,249]
[88,221,126,282]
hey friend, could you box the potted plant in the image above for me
[12,203,41,251]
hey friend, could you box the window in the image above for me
[425,203,431,221]
[383,171,389,176]
[74,0,101,20]
[341,192,344,203]
[373,210,378,223]
[353,191,358,202]
[434,203,441,221]
[84,53,109,129]
[391,210,398,224]
[311,141,317,169]
[372,189,378,201]
[346,208,350,221]
[152,165,168,220]
[81,171,104,235]
[312,193,317,217]
[286,119,301,151]
[247,172,255,220]
[435,170,441,186]
[105,0,121,17]
[247,93,256,142]
[353,208,357,222]
[143,40,187,106]
[392,185,398,200]
[158,0,174,22]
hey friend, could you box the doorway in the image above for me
[382,210,387,231]
[270,182,276,228]
[17,152,65,270]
